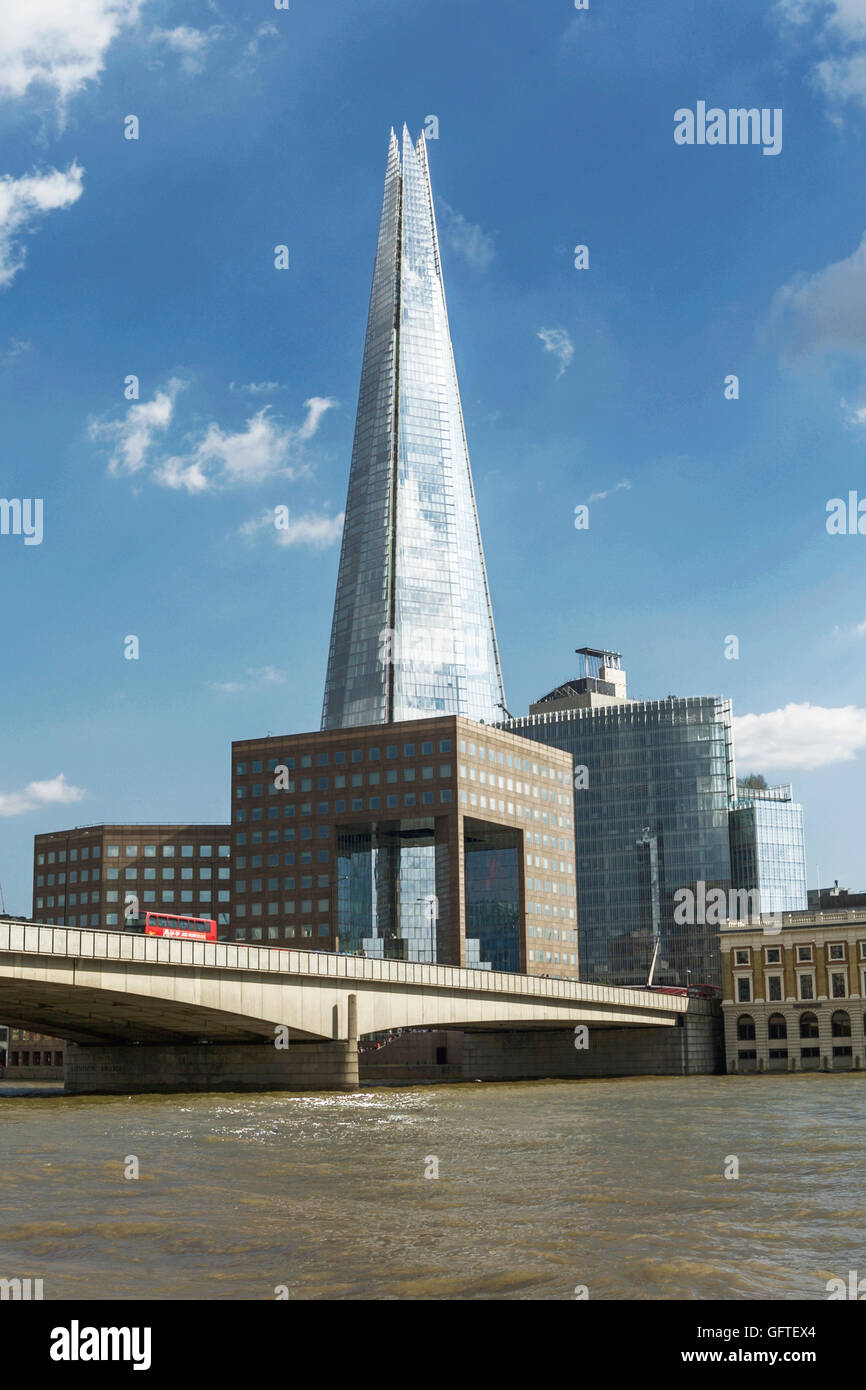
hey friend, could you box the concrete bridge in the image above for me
[0,920,717,1091]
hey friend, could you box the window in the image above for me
[734,949,750,966]
[765,947,781,964]
[797,945,813,962]
[831,972,848,999]
[736,977,751,1003]
[736,1015,756,1041]
[162,845,175,858]
[831,1010,851,1038]
[767,1014,787,1040]
[828,943,845,961]
[798,973,815,1000]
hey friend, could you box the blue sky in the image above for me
[1,0,865,913]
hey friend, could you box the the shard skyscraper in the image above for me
[322,126,506,730]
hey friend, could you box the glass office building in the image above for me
[322,126,506,731]
[729,783,807,917]
[506,694,736,987]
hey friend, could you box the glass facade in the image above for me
[729,785,807,916]
[336,825,438,962]
[464,821,521,973]
[322,126,505,730]
[506,697,736,987]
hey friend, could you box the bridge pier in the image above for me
[64,1038,359,1094]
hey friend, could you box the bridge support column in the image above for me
[65,1040,359,1094]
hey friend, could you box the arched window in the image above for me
[831,1010,851,1038]
[737,1014,755,1041]
[768,1013,787,1040]
[799,1012,819,1039]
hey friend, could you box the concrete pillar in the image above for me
[347,993,357,1044]
[65,1041,359,1094]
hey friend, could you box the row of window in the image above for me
[528,950,578,966]
[36,843,230,865]
[241,766,453,796]
[459,790,571,829]
[235,925,328,940]
[734,941,865,966]
[36,846,100,865]
[459,740,565,781]
[36,871,100,886]
[459,766,572,805]
[735,969,865,1002]
[105,844,229,858]
[736,1012,859,1040]
[234,838,328,863]
[35,892,230,913]
[5,1051,63,1067]
[236,791,453,820]
[236,742,452,776]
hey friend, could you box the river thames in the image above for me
[1,1074,863,1300]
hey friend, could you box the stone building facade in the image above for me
[721,908,866,1072]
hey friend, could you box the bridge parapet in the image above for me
[0,920,692,1019]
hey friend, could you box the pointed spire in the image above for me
[321,127,506,729]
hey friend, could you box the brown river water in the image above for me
[1,1074,863,1300]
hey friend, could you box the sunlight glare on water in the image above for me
[1,1075,863,1300]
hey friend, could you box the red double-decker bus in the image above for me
[125,912,217,942]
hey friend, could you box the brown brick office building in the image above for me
[32,823,232,931]
[231,714,578,979]
[5,826,231,1072]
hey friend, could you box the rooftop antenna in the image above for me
[0,879,6,914]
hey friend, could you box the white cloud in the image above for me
[777,0,866,108]
[95,391,336,491]
[0,0,142,109]
[150,25,219,75]
[0,772,85,818]
[90,379,183,476]
[158,409,300,491]
[240,507,345,550]
[733,702,866,770]
[297,396,338,440]
[437,199,495,270]
[587,480,632,504]
[230,380,282,396]
[537,326,574,377]
[210,666,288,695]
[770,231,866,360]
[246,21,278,57]
[0,163,84,288]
